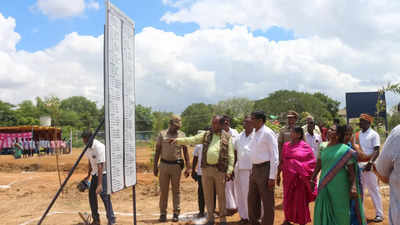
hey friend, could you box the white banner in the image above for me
[105,1,136,194]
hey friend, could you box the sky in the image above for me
[0,0,399,113]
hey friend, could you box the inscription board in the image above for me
[104,1,136,194]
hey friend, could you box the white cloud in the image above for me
[34,0,99,19]
[0,12,399,112]
[161,0,400,49]
[87,0,100,10]
[0,14,20,52]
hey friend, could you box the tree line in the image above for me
[1,90,399,139]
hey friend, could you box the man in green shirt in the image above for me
[170,115,234,225]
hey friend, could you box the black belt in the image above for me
[206,163,218,167]
[161,159,182,164]
[252,161,270,168]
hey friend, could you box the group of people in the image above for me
[152,110,399,225]
[10,138,69,158]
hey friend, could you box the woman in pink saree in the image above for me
[277,126,317,225]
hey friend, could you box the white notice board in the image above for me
[104,1,136,194]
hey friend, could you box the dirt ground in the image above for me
[0,147,391,225]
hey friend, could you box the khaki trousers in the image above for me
[202,166,227,223]
[159,162,182,215]
[248,162,274,225]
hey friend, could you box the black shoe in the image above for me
[197,212,205,218]
[205,221,214,225]
[240,218,249,224]
[90,221,100,225]
[108,216,116,225]
[172,214,179,222]
[159,214,167,222]
[372,216,384,223]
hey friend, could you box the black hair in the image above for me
[251,111,266,123]
[345,125,353,132]
[336,125,347,143]
[222,115,232,124]
[293,126,304,140]
[244,115,252,120]
[213,115,225,125]
[333,118,340,124]
[81,130,93,139]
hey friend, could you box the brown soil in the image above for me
[0,147,391,225]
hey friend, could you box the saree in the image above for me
[282,140,317,224]
[314,144,366,225]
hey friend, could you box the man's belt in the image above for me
[205,163,218,168]
[252,161,270,168]
[161,159,181,164]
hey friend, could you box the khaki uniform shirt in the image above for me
[278,126,292,154]
[157,130,186,161]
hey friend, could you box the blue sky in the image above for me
[0,0,293,52]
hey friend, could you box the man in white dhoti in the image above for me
[358,113,384,222]
[234,115,254,224]
[222,115,239,216]
[376,123,400,225]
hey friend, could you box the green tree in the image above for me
[36,97,49,116]
[313,92,340,119]
[389,112,400,130]
[59,110,82,127]
[214,97,254,118]
[44,96,61,127]
[254,90,334,124]
[60,96,100,129]
[152,111,173,136]
[181,103,214,135]
[135,104,153,131]
[0,100,17,126]
[14,100,40,125]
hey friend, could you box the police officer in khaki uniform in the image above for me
[153,115,191,222]
[277,111,298,185]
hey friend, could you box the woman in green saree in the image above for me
[311,125,366,225]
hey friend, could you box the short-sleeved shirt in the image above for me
[193,144,203,175]
[85,139,106,176]
[376,125,400,225]
[302,125,321,136]
[305,132,322,157]
[234,131,254,170]
[229,128,240,144]
[278,126,292,153]
[359,128,380,166]
[158,130,186,161]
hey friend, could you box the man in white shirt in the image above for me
[192,143,206,218]
[358,114,384,222]
[222,115,239,216]
[234,115,254,224]
[376,123,400,225]
[248,111,279,225]
[302,115,321,136]
[304,118,322,157]
[81,130,115,225]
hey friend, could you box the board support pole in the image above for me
[37,119,105,225]
[133,185,137,225]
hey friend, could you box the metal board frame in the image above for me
[104,1,136,194]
